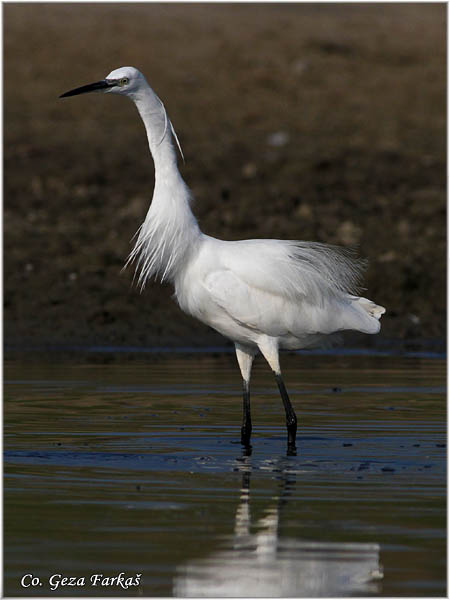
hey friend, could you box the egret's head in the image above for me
[60,66,145,98]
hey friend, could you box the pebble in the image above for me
[241,162,257,179]
[266,131,290,147]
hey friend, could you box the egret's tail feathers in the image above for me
[346,296,386,335]
[353,296,386,320]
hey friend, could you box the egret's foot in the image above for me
[287,416,297,448]
[242,443,253,457]
[287,418,297,455]
[287,442,297,456]
[275,371,298,452]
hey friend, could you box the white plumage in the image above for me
[61,66,386,453]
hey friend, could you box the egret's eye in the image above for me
[119,77,129,87]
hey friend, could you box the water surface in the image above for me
[4,354,446,596]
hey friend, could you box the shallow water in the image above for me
[4,354,446,596]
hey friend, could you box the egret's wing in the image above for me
[221,239,365,307]
[203,269,291,336]
[201,237,382,339]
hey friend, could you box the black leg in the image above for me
[240,380,252,447]
[274,372,297,454]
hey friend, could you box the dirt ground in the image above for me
[4,3,446,352]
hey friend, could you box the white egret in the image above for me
[60,66,385,453]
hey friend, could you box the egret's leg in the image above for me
[241,379,251,445]
[274,373,297,451]
[258,337,297,453]
[235,344,255,446]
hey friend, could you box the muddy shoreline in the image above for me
[4,4,446,351]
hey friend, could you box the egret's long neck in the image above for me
[133,85,178,174]
[125,82,201,288]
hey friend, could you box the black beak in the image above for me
[59,79,116,98]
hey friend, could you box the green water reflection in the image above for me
[4,354,446,596]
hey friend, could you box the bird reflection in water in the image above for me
[174,454,383,597]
